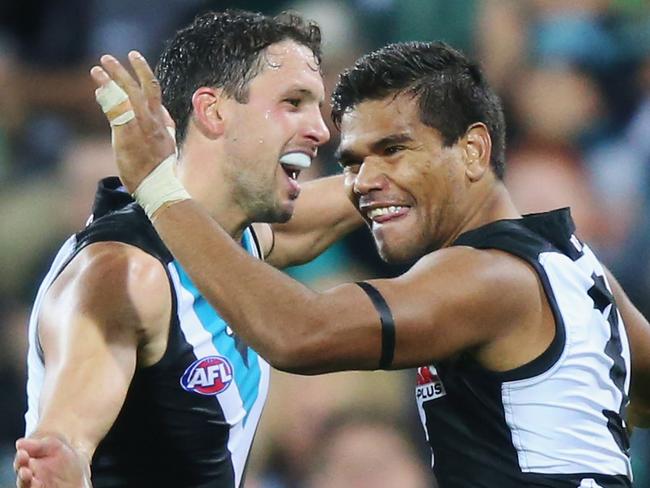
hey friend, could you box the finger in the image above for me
[16,436,67,458]
[101,54,155,133]
[13,449,29,471]
[128,51,163,115]
[90,65,111,89]
[17,466,33,486]
[27,459,45,488]
[99,54,140,100]
[15,438,49,458]
[91,66,135,126]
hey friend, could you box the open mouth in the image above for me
[280,152,311,180]
[365,205,410,223]
[281,165,301,181]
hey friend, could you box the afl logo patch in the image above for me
[181,356,234,395]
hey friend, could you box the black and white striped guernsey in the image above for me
[416,208,632,488]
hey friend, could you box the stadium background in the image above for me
[1,0,649,486]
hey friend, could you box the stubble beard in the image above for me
[233,177,290,224]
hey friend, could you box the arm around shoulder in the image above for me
[267,246,535,374]
[254,174,363,268]
[149,201,533,375]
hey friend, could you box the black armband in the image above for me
[355,281,395,369]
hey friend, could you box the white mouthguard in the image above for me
[279,152,312,169]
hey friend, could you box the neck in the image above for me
[444,180,520,248]
[175,144,250,240]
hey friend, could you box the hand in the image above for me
[14,436,91,488]
[90,51,177,193]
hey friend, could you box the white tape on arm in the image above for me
[132,154,191,219]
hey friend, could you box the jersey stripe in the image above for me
[25,235,78,435]
[169,261,268,487]
[172,262,262,425]
[168,227,268,487]
[500,248,632,477]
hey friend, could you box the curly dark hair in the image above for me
[331,41,506,179]
[155,9,321,144]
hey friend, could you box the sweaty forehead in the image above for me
[262,40,320,73]
[248,40,324,98]
[339,95,420,147]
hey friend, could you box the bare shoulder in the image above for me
[402,245,542,309]
[40,241,171,340]
[369,245,548,367]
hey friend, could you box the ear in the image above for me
[463,123,492,182]
[190,87,226,139]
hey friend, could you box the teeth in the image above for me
[279,152,311,169]
[367,206,407,220]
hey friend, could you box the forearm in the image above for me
[153,200,377,371]
[36,359,132,460]
[268,174,363,268]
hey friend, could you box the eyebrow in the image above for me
[335,132,415,164]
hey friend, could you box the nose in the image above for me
[353,158,388,196]
[304,106,330,146]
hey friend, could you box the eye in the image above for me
[284,98,301,108]
[384,145,406,156]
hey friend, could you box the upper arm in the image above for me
[255,175,362,268]
[284,247,535,373]
[35,242,171,457]
[606,269,650,427]
[371,247,538,369]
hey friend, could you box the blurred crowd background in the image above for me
[1,0,649,486]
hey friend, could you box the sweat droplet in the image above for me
[258,139,264,144]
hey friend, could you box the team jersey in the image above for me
[416,208,633,488]
[25,177,269,487]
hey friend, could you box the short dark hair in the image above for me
[331,41,506,179]
[155,9,321,144]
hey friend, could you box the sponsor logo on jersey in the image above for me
[416,365,446,402]
[180,356,234,395]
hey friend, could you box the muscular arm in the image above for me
[25,242,170,479]
[606,270,650,428]
[153,202,534,373]
[252,175,362,268]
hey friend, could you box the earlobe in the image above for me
[464,123,491,182]
[191,87,225,138]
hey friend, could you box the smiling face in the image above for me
[221,40,330,223]
[338,94,471,263]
